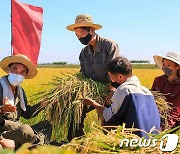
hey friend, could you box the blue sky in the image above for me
[0,0,180,64]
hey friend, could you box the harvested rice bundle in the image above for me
[36,73,108,136]
[14,124,179,153]
[61,123,180,153]
[151,91,172,129]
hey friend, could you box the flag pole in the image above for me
[11,0,13,55]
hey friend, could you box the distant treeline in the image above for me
[40,60,151,66]
[132,64,158,69]
[38,64,80,68]
[53,62,67,65]
[130,60,150,64]
[38,63,158,69]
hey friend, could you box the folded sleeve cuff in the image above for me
[103,107,113,122]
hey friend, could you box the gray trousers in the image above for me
[0,120,52,149]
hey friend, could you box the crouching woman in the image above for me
[151,51,180,129]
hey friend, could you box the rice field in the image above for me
[0,69,162,122]
[0,68,179,153]
[0,67,163,97]
[0,68,162,112]
[0,67,163,131]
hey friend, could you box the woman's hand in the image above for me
[0,138,15,149]
[0,98,16,114]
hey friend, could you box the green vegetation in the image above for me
[130,60,150,64]
[53,62,67,65]
[132,64,158,69]
[38,64,80,68]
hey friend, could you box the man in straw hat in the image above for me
[151,51,180,129]
[0,54,52,149]
[66,14,120,141]
[67,14,119,86]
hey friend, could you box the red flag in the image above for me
[12,0,43,66]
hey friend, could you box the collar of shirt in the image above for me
[87,34,101,56]
[163,75,180,85]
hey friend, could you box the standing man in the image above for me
[0,54,52,149]
[67,14,119,86]
[66,14,120,140]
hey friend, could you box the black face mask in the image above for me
[111,81,120,89]
[78,34,92,45]
[162,67,173,76]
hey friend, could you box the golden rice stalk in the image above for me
[36,73,108,138]
[151,91,172,129]
[61,123,180,153]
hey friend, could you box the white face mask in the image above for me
[8,73,25,86]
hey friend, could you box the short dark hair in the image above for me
[107,57,132,75]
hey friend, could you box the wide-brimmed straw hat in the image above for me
[66,14,102,31]
[0,54,37,79]
[153,51,180,68]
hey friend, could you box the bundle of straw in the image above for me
[14,124,180,153]
[61,123,180,153]
[36,73,108,137]
[151,91,172,129]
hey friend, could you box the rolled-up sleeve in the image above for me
[103,107,113,122]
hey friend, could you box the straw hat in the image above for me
[153,52,180,68]
[66,14,102,31]
[0,54,37,79]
